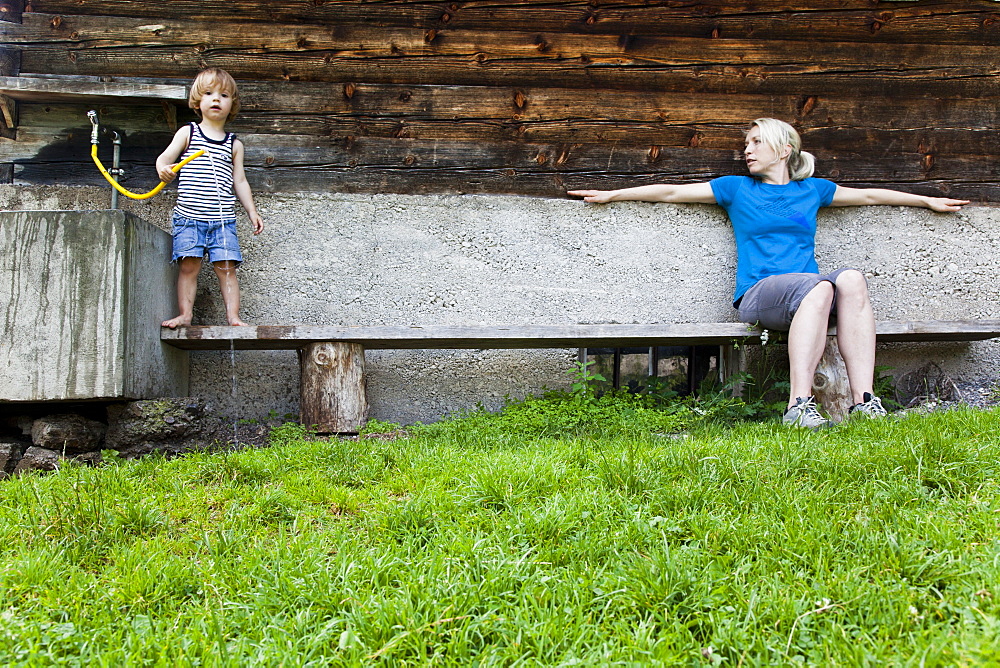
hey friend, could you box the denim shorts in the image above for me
[736,268,860,330]
[170,214,243,265]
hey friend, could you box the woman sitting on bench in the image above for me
[568,117,969,428]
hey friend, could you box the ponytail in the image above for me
[749,118,815,181]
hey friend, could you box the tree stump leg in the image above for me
[298,342,368,434]
[813,336,852,422]
[719,344,747,397]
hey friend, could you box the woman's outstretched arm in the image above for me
[830,186,969,212]
[568,182,717,204]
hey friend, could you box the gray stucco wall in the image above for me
[3,185,998,423]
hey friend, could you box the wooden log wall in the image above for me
[3,1,1000,199]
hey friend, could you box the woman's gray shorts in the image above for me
[736,268,861,330]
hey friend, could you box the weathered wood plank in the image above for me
[15,161,999,202]
[160,321,1000,351]
[13,12,1000,69]
[20,44,1000,99]
[0,75,187,103]
[17,127,996,192]
[24,1,1000,45]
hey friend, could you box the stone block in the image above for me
[0,440,25,479]
[31,413,105,454]
[12,446,60,474]
[0,210,188,401]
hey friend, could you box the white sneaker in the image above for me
[849,392,888,418]
[782,396,831,429]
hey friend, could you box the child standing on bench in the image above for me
[569,118,968,428]
[157,67,264,328]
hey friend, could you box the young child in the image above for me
[157,67,264,328]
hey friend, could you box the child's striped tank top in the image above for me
[174,122,237,221]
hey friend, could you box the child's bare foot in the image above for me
[162,314,192,329]
[228,317,250,326]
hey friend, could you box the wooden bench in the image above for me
[161,320,1000,432]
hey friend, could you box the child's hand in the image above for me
[249,213,264,235]
[157,164,179,183]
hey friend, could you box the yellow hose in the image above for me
[90,145,206,200]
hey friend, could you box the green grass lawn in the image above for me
[2,404,1000,665]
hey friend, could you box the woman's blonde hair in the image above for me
[188,68,240,121]
[749,118,815,181]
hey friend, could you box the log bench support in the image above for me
[161,320,1000,432]
[298,342,368,433]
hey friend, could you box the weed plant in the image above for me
[1,402,1000,664]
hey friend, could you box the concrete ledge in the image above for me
[0,210,188,401]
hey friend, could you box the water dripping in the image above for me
[230,336,239,448]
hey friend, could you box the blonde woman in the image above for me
[569,118,968,428]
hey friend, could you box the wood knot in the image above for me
[343,82,356,99]
[503,168,516,177]
[710,26,721,39]
[50,15,62,27]
[296,36,308,49]
[535,38,548,52]
[441,12,451,23]
[983,16,998,27]
[688,133,701,148]
[921,153,935,171]
[313,351,331,366]
[514,90,526,109]
[647,145,660,161]
[798,95,817,116]
[404,155,415,166]
[586,13,596,25]
[555,150,569,166]
[398,90,412,102]
[869,20,883,34]
[535,152,547,165]
[265,155,275,166]
[424,29,437,43]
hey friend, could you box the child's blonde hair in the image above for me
[749,118,815,181]
[189,68,241,121]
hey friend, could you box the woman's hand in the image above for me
[567,189,615,204]
[925,197,970,213]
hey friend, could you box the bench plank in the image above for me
[160,320,1000,351]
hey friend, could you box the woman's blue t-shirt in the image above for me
[710,175,838,303]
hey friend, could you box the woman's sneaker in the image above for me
[782,396,831,429]
[849,392,887,418]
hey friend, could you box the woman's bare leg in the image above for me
[832,269,876,404]
[786,281,834,407]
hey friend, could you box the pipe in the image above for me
[87,110,205,201]
[110,130,121,209]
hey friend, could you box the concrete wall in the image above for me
[3,185,998,423]
[0,208,187,402]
